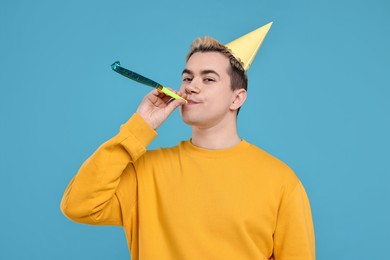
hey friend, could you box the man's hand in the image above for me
[136,89,187,129]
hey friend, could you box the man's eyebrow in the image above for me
[200,70,220,77]
[181,69,220,77]
[182,69,192,75]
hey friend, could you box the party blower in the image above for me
[111,61,187,103]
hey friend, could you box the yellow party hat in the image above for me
[225,22,273,71]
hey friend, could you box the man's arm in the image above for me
[60,89,186,225]
[60,113,157,225]
[273,181,316,259]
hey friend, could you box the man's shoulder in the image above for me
[243,140,298,183]
[243,140,287,164]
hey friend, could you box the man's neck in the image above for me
[190,119,241,150]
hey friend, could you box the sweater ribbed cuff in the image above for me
[121,113,158,148]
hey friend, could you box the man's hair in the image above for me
[186,36,248,115]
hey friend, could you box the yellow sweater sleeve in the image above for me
[273,181,316,259]
[60,113,157,225]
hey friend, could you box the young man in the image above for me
[61,23,315,259]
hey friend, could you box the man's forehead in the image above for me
[184,52,230,74]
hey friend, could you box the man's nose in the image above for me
[185,79,200,94]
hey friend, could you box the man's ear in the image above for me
[230,88,247,111]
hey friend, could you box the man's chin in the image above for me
[181,117,196,126]
[180,115,201,127]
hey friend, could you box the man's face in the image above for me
[180,51,239,128]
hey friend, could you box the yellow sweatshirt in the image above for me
[61,113,315,260]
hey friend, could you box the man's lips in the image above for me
[186,99,201,105]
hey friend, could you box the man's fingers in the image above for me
[165,98,185,115]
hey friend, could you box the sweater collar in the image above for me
[180,139,251,159]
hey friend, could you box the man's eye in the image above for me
[204,78,215,82]
[182,77,192,82]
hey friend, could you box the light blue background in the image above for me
[1,0,389,259]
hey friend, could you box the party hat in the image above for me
[225,22,273,71]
